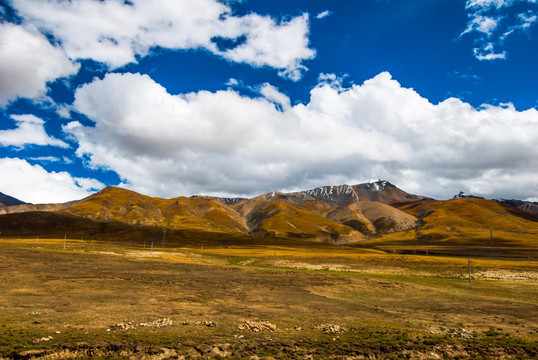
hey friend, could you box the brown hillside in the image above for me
[62,187,248,234]
[326,206,376,234]
[246,202,365,244]
[396,198,538,247]
[352,201,418,233]
[0,200,80,215]
[231,192,333,219]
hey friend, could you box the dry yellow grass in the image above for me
[1,238,537,359]
[374,198,538,254]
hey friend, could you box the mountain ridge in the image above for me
[0,182,422,244]
[0,192,27,207]
[1,182,537,251]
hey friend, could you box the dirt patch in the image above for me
[473,269,538,281]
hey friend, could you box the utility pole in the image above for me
[162,228,167,248]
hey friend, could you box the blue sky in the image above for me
[0,0,537,203]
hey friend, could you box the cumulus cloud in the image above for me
[0,114,69,148]
[0,157,103,203]
[259,83,291,111]
[462,0,537,60]
[0,22,79,106]
[11,0,315,80]
[64,71,538,200]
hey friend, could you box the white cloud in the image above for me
[74,177,105,192]
[0,22,79,106]
[466,0,513,9]
[11,0,315,80]
[226,78,239,87]
[0,114,69,148]
[316,10,331,19]
[217,13,315,81]
[0,157,103,203]
[462,15,501,35]
[27,156,61,162]
[259,83,291,111]
[462,0,537,60]
[65,71,538,200]
[473,42,507,59]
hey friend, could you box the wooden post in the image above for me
[273,250,276,270]
[468,258,471,282]
[63,234,66,249]
[150,242,153,256]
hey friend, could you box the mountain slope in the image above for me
[0,192,27,207]
[297,180,427,206]
[351,201,418,234]
[2,183,536,251]
[63,186,248,234]
[496,199,538,219]
[395,198,538,248]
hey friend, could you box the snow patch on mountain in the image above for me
[303,184,360,203]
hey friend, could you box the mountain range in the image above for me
[1,181,537,251]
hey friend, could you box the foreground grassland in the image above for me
[0,239,537,359]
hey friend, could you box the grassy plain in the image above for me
[0,238,537,359]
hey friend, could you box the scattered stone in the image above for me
[429,327,474,339]
[238,320,277,332]
[139,318,174,328]
[195,320,216,327]
[113,322,135,330]
[32,336,53,343]
[233,334,245,339]
[28,311,41,315]
[54,331,61,334]
[294,326,303,331]
[449,328,474,339]
[315,324,347,334]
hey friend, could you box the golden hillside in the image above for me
[63,186,248,234]
[386,198,538,248]
[2,185,536,254]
